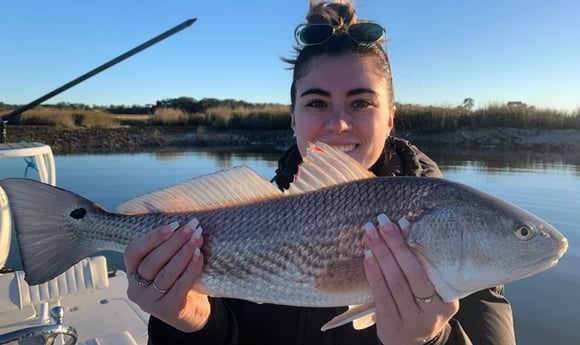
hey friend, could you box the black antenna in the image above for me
[1,18,197,143]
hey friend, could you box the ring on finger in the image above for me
[414,292,435,304]
[132,272,153,286]
[152,282,169,294]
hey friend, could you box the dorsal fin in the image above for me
[117,141,374,214]
[117,166,281,215]
[286,142,375,195]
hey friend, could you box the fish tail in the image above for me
[0,178,102,285]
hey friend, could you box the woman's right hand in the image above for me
[364,215,459,345]
[124,218,210,333]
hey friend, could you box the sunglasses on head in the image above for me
[295,22,386,46]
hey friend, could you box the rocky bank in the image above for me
[4,125,580,156]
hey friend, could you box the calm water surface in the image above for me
[1,148,578,344]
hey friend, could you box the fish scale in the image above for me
[194,193,368,306]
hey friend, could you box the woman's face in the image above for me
[292,54,395,169]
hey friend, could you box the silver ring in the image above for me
[414,293,435,304]
[132,272,152,286]
[152,282,168,294]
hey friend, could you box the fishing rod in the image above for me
[1,18,197,143]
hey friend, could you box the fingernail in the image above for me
[194,247,201,257]
[377,213,391,226]
[188,218,199,229]
[192,226,203,241]
[364,222,380,240]
[398,216,411,233]
[168,221,180,231]
[364,249,375,266]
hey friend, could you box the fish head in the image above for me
[404,180,568,302]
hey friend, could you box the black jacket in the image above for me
[148,137,516,345]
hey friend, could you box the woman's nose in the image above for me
[325,109,351,133]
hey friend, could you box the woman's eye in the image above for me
[352,99,373,108]
[306,100,327,108]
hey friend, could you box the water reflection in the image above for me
[185,149,281,171]
[428,149,580,176]
[151,147,282,166]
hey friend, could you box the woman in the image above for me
[124,1,516,344]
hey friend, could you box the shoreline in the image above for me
[5,125,580,157]
[5,126,295,155]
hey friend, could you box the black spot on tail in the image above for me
[70,208,87,219]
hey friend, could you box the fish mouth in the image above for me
[545,236,569,268]
[509,251,566,283]
[512,234,569,281]
[559,237,569,257]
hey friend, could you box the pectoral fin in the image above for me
[321,303,376,331]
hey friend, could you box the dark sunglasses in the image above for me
[295,22,386,46]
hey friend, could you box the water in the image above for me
[1,148,579,344]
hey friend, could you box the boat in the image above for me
[0,18,196,345]
[0,142,149,345]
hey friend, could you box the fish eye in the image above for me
[514,224,535,240]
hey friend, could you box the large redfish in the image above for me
[0,143,568,330]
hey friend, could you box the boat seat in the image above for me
[0,256,109,322]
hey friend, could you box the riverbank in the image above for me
[5,125,580,156]
[5,126,294,154]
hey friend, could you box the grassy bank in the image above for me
[3,101,579,133]
[395,103,580,133]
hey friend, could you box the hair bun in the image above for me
[306,1,358,26]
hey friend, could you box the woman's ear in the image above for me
[388,104,396,129]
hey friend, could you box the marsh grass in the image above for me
[5,102,579,133]
[395,103,580,133]
[12,107,119,128]
[204,105,290,129]
[148,107,188,125]
[137,104,291,129]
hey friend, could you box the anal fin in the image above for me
[321,303,376,331]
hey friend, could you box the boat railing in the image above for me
[0,306,77,345]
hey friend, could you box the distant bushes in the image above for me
[2,97,579,132]
[0,101,12,112]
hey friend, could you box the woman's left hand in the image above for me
[363,214,459,345]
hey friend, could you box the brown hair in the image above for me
[284,0,394,110]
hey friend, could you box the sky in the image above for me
[1,1,579,112]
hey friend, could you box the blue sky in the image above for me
[1,1,578,112]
